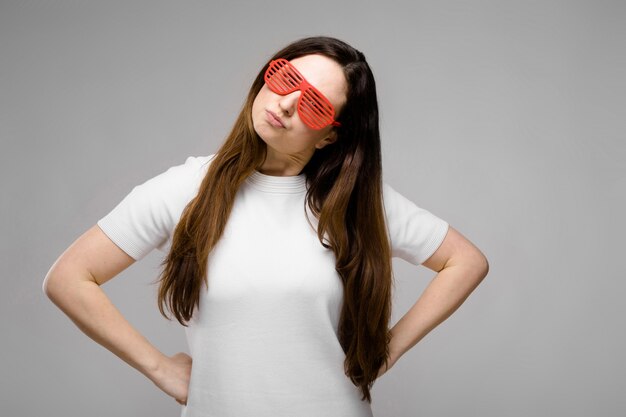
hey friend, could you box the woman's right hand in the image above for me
[149,352,193,406]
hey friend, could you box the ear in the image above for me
[315,130,338,149]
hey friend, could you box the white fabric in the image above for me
[97,154,449,417]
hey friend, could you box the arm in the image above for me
[379,225,489,376]
[42,225,191,405]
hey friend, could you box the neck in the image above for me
[258,147,314,176]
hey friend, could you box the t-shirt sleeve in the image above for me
[96,155,212,261]
[382,182,450,265]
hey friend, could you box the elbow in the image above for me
[42,259,62,299]
[43,259,80,301]
[42,268,70,302]
[42,276,49,297]
[42,272,76,310]
[43,265,98,305]
[474,253,489,280]
[480,255,489,278]
[42,272,59,300]
[462,251,489,281]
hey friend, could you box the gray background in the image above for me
[2,1,624,416]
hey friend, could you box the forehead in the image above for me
[288,54,348,111]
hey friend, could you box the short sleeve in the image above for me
[96,155,214,261]
[382,182,450,265]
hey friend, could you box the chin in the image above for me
[253,126,276,152]
[252,122,269,141]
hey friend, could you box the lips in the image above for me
[266,110,285,128]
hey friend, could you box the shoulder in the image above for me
[380,180,450,265]
[380,180,444,224]
[113,154,217,220]
[380,181,412,212]
[141,154,215,195]
[162,154,215,183]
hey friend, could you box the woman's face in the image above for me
[251,54,348,162]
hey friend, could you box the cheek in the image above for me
[252,92,270,128]
[252,90,264,113]
[251,94,268,136]
[293,125,328,146]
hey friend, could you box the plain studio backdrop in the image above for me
[1,1,624,416]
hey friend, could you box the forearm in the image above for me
[387,264,487,366]
[45,274,166,381]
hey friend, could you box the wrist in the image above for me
[143,351,169,381]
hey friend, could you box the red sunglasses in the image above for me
[264,58,341,130]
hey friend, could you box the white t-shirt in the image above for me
[97,154,449,417]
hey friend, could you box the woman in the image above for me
[43,36,489,417]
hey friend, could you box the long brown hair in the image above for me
[155,36,392,403]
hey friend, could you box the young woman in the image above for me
[43,36,489,417]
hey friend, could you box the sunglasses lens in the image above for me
[266,61,301,94]
[299,89,334,129]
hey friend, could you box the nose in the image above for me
[278,91,300,117]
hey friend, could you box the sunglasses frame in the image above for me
[264,58,342,130]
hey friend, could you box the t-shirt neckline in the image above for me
[246,169,307,194]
